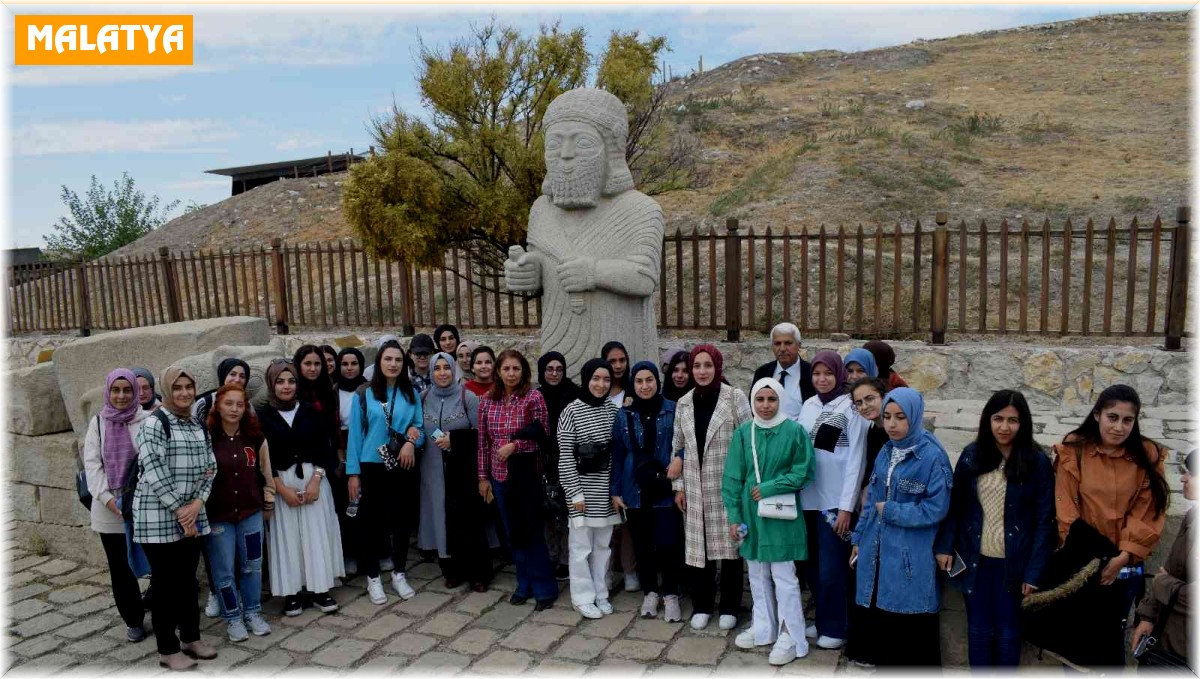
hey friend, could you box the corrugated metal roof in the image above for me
[205,153,366,177]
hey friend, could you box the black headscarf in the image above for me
[578,358,614,407]
[661,351,693,402]
[433,324,460,351]
[537,351,579,440]
[601,340,633,395]
[335,347,367,392]
[630,361,664,417]
[196,358,251,406]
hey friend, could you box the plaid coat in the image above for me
[132,409,216,544]
[672,383,752,567]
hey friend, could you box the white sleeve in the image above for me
[81,417,114,507]
[838,403,869,512]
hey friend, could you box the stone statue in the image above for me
[504,88,664,377]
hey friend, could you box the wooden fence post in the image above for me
[157,246,184,324]
[75,256,92,336]
[931,213,950,345]
[271,238,290,335]
[1165,206,1190,351]
[397,260,414,335]
[724,217,742,342]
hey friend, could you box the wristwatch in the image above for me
[313,467,326,479]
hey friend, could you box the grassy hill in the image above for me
[113,10,1188,258]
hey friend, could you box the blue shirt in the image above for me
[346,385,425,475]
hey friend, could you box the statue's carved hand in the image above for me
[556,257,596,293]
[504,246,542,293]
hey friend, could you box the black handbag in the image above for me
[76,470,92,510]
[510,420,566,517]
[626,411,671,503]
[574,441,611,476]
[1135,588,1190,670]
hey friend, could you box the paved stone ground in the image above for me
[4,402,1193,676]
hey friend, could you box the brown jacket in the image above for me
[1135,508,1192,664]
[1052,437,1166,561]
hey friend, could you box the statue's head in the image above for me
[542,88,634,209]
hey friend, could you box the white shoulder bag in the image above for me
[751,425,798,520]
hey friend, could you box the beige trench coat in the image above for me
[671,383,752,568]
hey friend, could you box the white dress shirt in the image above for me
[775,361,805,421]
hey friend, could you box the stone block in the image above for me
[456,590,504,616]
[33,558,78,576]
[417,611,473,637]
[9,583,51,602]
[52,316,270,434]
[12,611,73,638]
[14,651,76,674]
[606,639,666,661]
[500,622,570,653]
[33,488,88,527]
[53,616,111,640]
[716,650,778,675]
[237,625,296,651]
[404,651,472,674]
[7,363,72,435]
[61,594,112,616]
[580,609,634,638]
[172,339,292,409]
[394,591,452,617]
[475,602,533,630]
[354,614,415,641]
[311,638,376,667]
[666,636,726,665]
[554,633,609,661]
[532,659,589,676]
[279,626,337,653]
[231,649,294,675]
[7,485,39,523]
[382,632,438,656]
[531,605,582,626]
[10,599,53,621]
[8,433,79,490]
[628,618,681,642]
[472,649,532,674]
[447,628,500,656]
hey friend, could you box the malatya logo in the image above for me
[15,15,193,66]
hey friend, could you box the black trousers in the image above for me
[142,538,203,656]
[442,447,493,585]
[330,458,358,565]
[98,532,145,629]
[357,462,418,578]
[627,506,684,596]
[688,558,744,616]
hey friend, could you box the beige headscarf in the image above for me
[159,366,198,418]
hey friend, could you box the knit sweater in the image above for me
[557,399,620,528]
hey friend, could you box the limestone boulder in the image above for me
[53,316,270,434]
[906,353,948,394]
[1022,352,1064,397]
[173,337,292,408]
[7,362,72,435]
[8,432,79,490]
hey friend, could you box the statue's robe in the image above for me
[525,191,664,379]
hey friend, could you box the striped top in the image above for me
[977,465,1007,558]
[557,399,620,528]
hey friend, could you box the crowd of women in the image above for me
[81,322,1191,671]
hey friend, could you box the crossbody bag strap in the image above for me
[749,425,762,485]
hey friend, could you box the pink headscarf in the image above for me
[101,368,141,489]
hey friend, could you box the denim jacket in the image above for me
[610,400,678,510]
[933,443,1056,595]
[852,437,953,614]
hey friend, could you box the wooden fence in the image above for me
[7,209,1191,349]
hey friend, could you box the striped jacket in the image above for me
[557,399,620,528]
[132,409,216,544]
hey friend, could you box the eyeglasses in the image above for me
[853,394,880,409]
[544,366,564,373]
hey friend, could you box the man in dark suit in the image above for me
[750,322,814,420]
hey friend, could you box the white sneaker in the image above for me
[575,603,603,619]
[663,595,683,623]
[392,572,416,600]
[817,635,846,650]
[204,592,220,618]
[624,572,641,592]
[640,592,660,618]
[244,611,271,636]
[226,618,249,642]
[769,632,801,665]
[380,557,395,572]
[735,628,772,649]
[366,576,387,605]
[719,614,738,630]
[596,599,614,615]
[805,623,818,639]
[690,613,711,630]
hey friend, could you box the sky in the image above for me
[1,2,1190,250]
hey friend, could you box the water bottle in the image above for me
[1117,564,1144,580]
[346,495,360,518]
[735,523,749,542]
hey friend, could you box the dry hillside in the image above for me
[113,10,1188,258]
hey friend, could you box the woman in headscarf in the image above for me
[335,348,368,448]
[132,367,161,412]
[671,344,753,631]
[434,324,461,356]
[456,341,478,383]
[862,340,907,390]
[723,377,815,666]
[420,351,489,591]
[851,388,953,667]
[203,383,275,642]
[537,351,579,580]
[557,358,620,618]
[333,347,367,574]
[83,369,151,643]
[661,351,694,403]
[346,341,424,606]
[257,360,343,618]
[193,358,251,433]
[132,366,218,670]
[611,361,685,622]
[797,351,868,651]
[843,348,878,385]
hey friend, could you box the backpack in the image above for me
[121,409,211,521]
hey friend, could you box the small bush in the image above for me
[1117,195,1151,213]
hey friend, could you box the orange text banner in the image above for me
[14,15,193,66]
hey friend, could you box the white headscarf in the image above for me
[750,377,789,429]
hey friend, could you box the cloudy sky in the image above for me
[2,2,1187,249]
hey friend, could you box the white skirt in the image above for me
[268,463,345,596]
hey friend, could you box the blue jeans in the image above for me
[118,497,151,578]
[492,479,558,602]
[204,512,264,621]
[803,510,851,639]
[964,556,1022,667]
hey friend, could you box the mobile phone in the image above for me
[948,552,967,578]
[433,428,445,440]
[849,551,858,567]
[619,506,628,523]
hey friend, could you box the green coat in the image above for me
[721,419,813,562]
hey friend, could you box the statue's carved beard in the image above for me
[548,157,604,209]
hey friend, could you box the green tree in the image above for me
[343,21,700,274]
[44,173,180,260]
